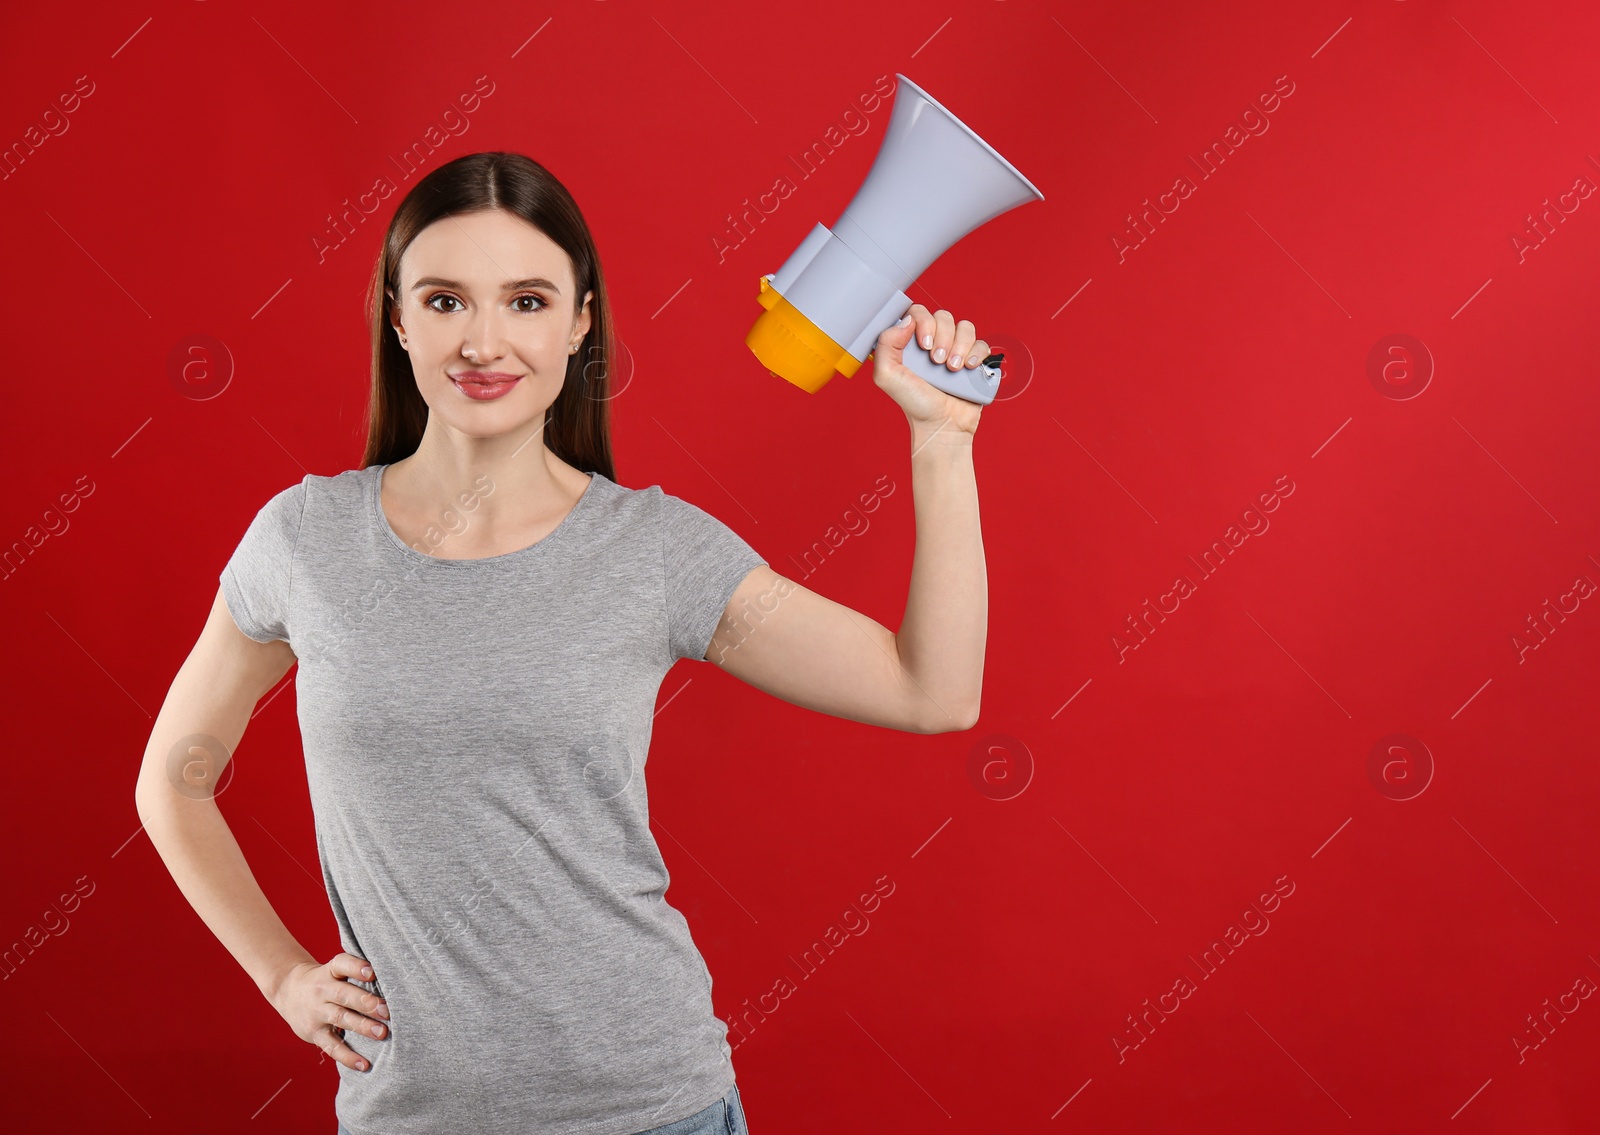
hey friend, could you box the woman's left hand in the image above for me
[872,303,989,439]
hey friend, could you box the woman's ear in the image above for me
[384,291,403,341]
[576,290,594,339]
[388,297,408,345]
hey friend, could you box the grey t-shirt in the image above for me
[219,462,765,1135]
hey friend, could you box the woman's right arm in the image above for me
[133,586,388,1071]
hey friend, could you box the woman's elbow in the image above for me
[916,700,981,734]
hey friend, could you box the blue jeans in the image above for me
[336,1082,749,1134]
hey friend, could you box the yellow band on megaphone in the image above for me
[746,276,865,394]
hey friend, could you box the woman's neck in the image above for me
[382,436,591,559]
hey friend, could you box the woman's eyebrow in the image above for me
[411,276,562,295]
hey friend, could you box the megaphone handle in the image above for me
[879,319,1004,407]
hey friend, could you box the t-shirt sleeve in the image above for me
[658,489,767,663]
[220,479,308,645]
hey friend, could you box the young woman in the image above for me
[135,151,989,1135]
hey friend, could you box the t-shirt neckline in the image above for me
[370,462,603,567]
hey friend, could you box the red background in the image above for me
[3,1,1598,1132]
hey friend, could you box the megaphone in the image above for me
[746,74,1044,406]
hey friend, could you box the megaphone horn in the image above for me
[746,73,1044,406]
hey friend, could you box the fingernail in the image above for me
[922,335,933,350]
[950,355,963,368]
[373,1024,385,1037]
[362,967,373,978]
[932,347,946,363]
[376,1005,390,1019]
[895,314,911,327]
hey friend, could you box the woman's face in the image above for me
[390,208,593,441]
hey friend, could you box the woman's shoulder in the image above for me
[596,479,754,557]
[579,472,664,524]
[580,475,742,551]
[589,475,713,522]
[238,466,371,534]
[253,465,369,497]
[296,465,375,507]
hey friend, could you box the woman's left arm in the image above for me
[704,304,989,734]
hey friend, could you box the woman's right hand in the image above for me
[270,952,390,1071]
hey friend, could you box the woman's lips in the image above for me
[451,374,522,401]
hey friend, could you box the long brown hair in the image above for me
[359,152,617,481]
